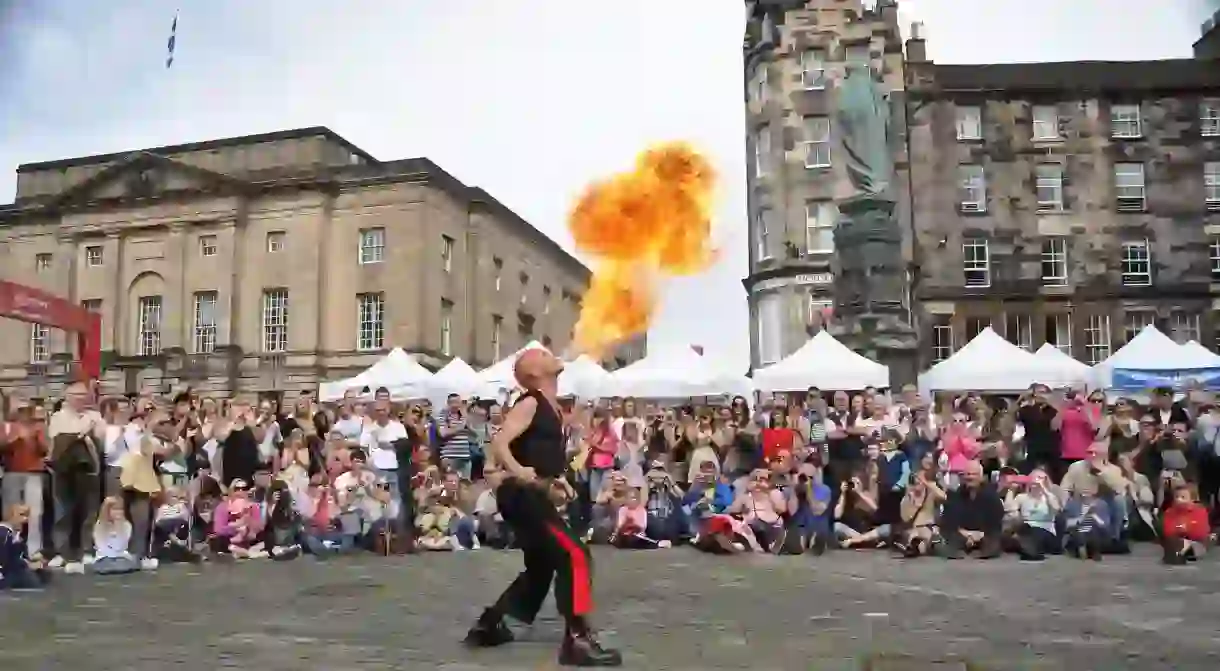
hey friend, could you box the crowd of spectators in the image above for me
[2,380,1216,591]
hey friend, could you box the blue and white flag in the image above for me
[166,13,178,69]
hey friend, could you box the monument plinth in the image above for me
[828,62,918,388]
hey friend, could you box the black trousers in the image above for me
[488,480,593,625]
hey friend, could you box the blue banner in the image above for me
[1111,368,1220,391]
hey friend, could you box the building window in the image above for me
[440,299,454,356]
[1032,105,1059,140]
[519,273,529,305]
[931,315,953,363]
[756,211,771,260]
[845,45,870,65]
[190,291,218,354]
[963,238,990,288]
[1035,164,1064,212]
[262,289,289,353]
[85,246,103,267]
[266,231,285,253]
[800,49,826,89]
[1114,163,1146,212]
[1046,313,1072,356]
[1203,100,1220,137]
[1171,311,1201,344]
[1041,237,1068,286]
[955,106,982,141]
[356,293,385,351]
[359,228,385,265]
[1123,310,1154,343]
[756,292,783,365]
[1120,240,1152,287]
[35,253,51,272]
[1110,104,1142,138]
[1004,313,1033,351]
[543,286,551,315]
[29,324,50,364]
[1084,315,1111,364]
[441,235,455,272]
[754,126,771,177]
[808,296,833,332]
[81,299,101,313]
[1206,162,1220,211]
[491,315,503,361]
[1211,238,1220,281]
[959,165,986,212]
[805,201,836,254]
[751,63,768,104]
[965,317,989,342]
[137,296,162,356]
[803,117,831,168]
[199,235,218,257]
[493,258,503,291]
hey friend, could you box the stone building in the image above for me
[0,126,644,399]
[905,28,1220,367]
[742,0,910,370]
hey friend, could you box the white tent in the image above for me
[558,355,611,398]
[753,330,890,392]
[318,348,433,401]
[475,341,549,400]
[1182,340,1220,366]
[428,357,482,399]
[1094,325,1220,390]
[1033,343,1095,388]
[604,346,752,399]
[918,327,1065,394]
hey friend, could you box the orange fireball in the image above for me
[569,143,717,358]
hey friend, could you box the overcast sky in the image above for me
[0,1,1209,370]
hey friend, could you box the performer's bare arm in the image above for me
[490,396,538,481]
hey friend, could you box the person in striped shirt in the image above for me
[439,394,476,480]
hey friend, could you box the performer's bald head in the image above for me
[514,348,563,390]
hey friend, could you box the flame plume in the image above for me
[569,143,718,359]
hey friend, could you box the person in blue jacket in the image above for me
[1,504,50,590]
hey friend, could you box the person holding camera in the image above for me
[642,461,688,544]
[778,460,831,555]
[1060,441,1128,553]
[896,467,946,558]
[1008,468,1061,561]
[833,462,885,549]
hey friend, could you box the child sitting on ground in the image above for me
[153,487,199,564]
[1064,492,1109,562]
[93,496,141,575]
[0,504,49,590]
[264,482,303,561]
[1162,484,1210,565]
[213,480,268,559]
[611,490,670,549]
[415,491,458,551]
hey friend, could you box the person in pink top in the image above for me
[1053,390,1097,479]
[941,413,980,487]
[610,490,669,549]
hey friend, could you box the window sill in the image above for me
[1036,206,1067,215]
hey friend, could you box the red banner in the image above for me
[0,280,101,380]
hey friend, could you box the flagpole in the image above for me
[166,10,178,69]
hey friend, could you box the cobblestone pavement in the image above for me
[2,546,1219,670]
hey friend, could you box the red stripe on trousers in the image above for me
[545,523,593,616]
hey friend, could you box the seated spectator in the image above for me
[474,467,510,548]
[642,461,689,543]
[1162,484,1210,565]
[727,468,785,552]
[324,431,352,482]
[779,461,831,555]
[93,496,141,574]
[896,468,945,558]
[1061,442,1128,552]
[212,479,267,559]
[1009,469,1062,561]
[299,481,354,556]
[0,504,49,590]
[1116,452,1156,541]
[682,461,734,529]
[611,490,671,549]
[263,482,303,561]
[415,492,459,551]
[590,471,633,544]
[440,472,479,550]
[1064,491,1109,561]
[335,450,377,538]
[940,461,1004,559]
[152,487,199,564]
[834,466,888,549]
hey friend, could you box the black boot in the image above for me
[464,611,515,648]
[558,624,623,667]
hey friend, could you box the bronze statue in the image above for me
[835,62,896,204]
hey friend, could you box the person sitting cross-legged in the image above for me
[0,504,50,590]
[940,460,1004,559]
[1161,484,1211,565]
[642,460,689,544]
[610,490,670,549]
[1063,490,1110,561]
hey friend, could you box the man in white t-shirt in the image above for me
[359,402,407,497]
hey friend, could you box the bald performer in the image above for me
[464,348,622,667]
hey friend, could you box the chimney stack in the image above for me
[905,21,927,62]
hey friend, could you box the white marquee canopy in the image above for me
[753,330,890,392]
[918,328,1067,394]
[318,347,434,401]
[604,346,753,399]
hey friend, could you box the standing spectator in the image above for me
[1015,385,1059,477]
[360,401,407,499]
[98,397,131,497]
[1,398,48,561]
[48,382,104,575]
[438,394,475,480]
[215,402,264,488]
